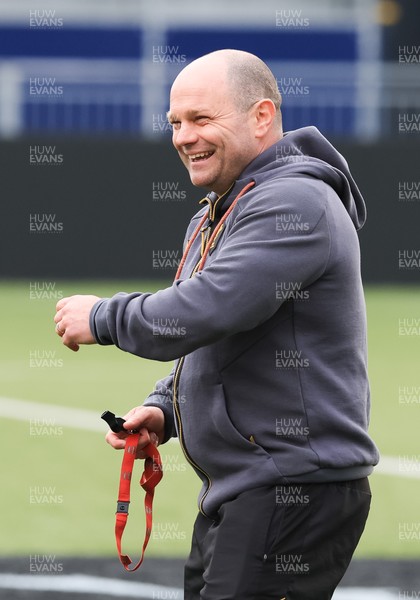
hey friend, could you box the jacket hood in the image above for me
[236,126,366,230]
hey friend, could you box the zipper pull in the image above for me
[200,221,213,256]
[200,195,216,255]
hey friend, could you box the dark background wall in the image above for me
[1,137,419,283]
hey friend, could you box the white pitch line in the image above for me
[0,396,106,432]
[1,397,419,477]
[373,455,420,480]
[0,574,400,599]
[0,573,183,598]
[333,589,399,599]
[0,396,181,441]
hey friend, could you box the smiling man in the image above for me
[167,52,282,194]
[54,49,379,599]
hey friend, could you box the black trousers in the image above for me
[184,479,371,599]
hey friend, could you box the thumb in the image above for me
[137,427,152,447]
[123,416,142,430]
[150,432,159,447]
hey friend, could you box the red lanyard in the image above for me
[114,433,163,571]
[175,181,255,280]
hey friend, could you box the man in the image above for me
[54,49,379,599]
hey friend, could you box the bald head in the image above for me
[216,50,282,127]
[172,49,282,130]
[168,49,283,194]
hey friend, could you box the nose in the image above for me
[173,122,199,149]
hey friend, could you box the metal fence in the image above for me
[1,57,418,140]
[0,0,418,140]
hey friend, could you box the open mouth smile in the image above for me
[189,151,215,163]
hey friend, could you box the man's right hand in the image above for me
[105,406,165,459]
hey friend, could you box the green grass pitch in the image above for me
[0,280,419,559]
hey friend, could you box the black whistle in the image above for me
[101,410,127,433]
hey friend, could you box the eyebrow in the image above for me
[166,108,210,123]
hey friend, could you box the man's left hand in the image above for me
[54,295,100,352]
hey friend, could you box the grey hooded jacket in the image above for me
[90,126,379,517]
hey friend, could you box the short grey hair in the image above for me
[208,49,283,128]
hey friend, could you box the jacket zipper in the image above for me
[172,185,239,517]
[173,241,214,517]
[173,355,212,517]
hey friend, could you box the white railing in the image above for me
[1,57,418,140]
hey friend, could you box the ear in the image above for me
[253,99,277,139]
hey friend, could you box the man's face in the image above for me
[168,66,258,195]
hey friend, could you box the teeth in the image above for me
[190,151,213,160]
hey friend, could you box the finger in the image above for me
[135,433,158,459]
[137,427,152,448]
[123,408,146,430]
[61,332,79,352]
[54,309,62,324]
[67,342,80,352]
[105,426,156,460]
[123,417,142,430]
[55,322,64,337]
[150,432,159,447]
[56,297,70,312]
[122,405,142,420]
[105,431,127,450]
[135,432,154,459]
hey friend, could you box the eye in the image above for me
[195,116,210,124]
[170,121,181,131]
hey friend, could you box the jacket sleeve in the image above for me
[89,182,331,361]
[142,366,177,444]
